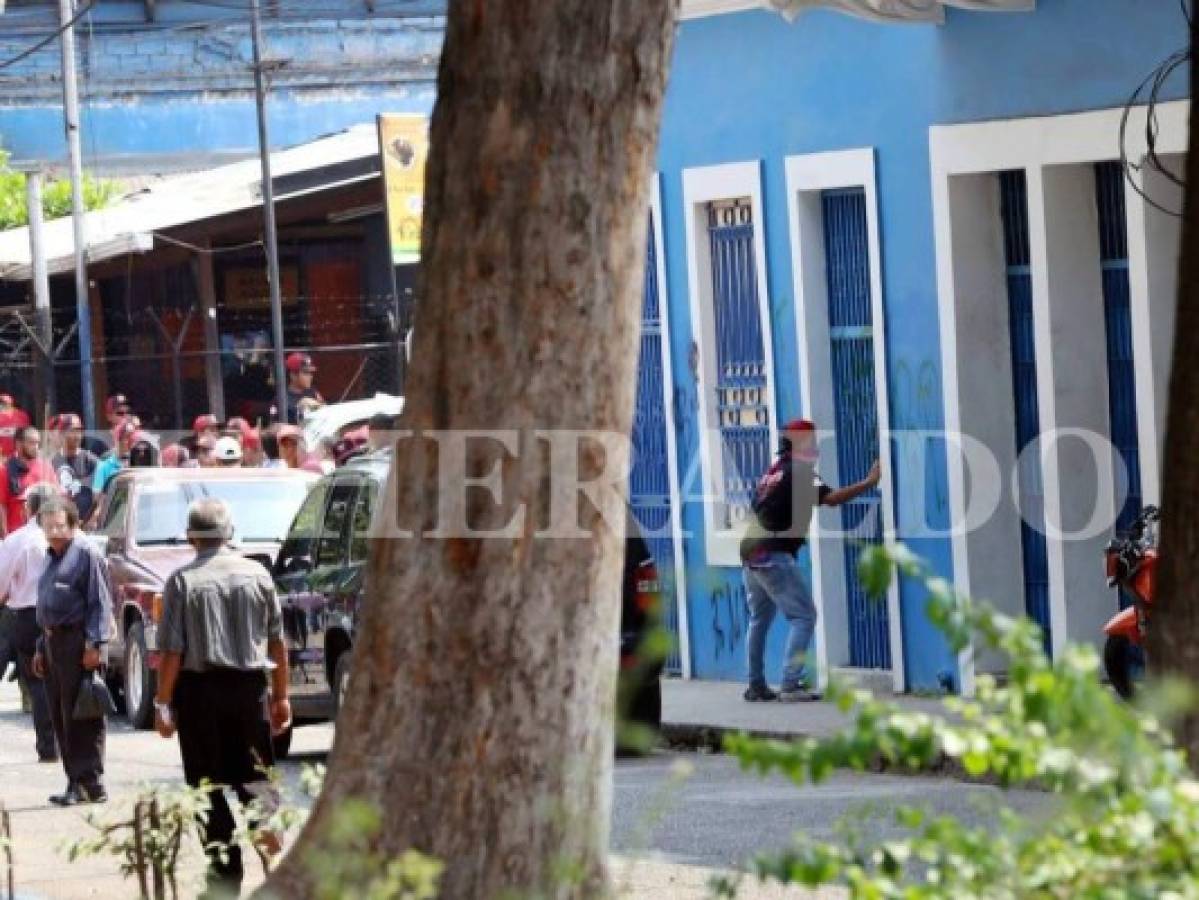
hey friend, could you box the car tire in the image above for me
[272,726,294,761]
[124,620,157,730]
[1104,634,1136,700]
[332,651,353,719]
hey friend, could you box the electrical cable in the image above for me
[0,0,98,73]
[151,232,266,254]
[1118,1,1191,219]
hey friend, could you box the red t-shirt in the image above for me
[0,408,31,459]
[0,457,56,533]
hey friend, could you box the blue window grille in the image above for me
[999,170,1052,653]
[629,213,682,675]
[1094,161,1142,539]
[821,187,890,670]
[708,199,770,532]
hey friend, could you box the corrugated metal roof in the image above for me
[767,0,1033,23]
[0,123,382,281]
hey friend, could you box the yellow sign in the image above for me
[377,113,429,265]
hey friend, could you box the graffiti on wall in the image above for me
[709,580,748,661]
[892,358,950,535]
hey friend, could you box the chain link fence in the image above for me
[0,296,409,429]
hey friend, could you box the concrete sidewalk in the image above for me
[661,678,950,745]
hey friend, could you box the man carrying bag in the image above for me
[32,498,113,805]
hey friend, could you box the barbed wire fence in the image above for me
[0,295,410,429]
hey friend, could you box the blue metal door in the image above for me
[629,213,682,675]
[999,171,1052,652]
[821,188,890,670]
[1095,162,1142,537]
[708,200,771,532]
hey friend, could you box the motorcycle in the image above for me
[1101,504,1159,699]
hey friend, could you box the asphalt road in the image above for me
[610,752,1049,871]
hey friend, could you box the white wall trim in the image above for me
[679,0,764,19]
[649,174,693,679]
[681,160,779,568]
[930,101,1189,694]
[1023,165,1070,662]
[784,147,904,692]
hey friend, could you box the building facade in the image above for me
[0,1,1189,691]
[645,0,1188,690]
[0,0,441,172]
[0,2,440,426]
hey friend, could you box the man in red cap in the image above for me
[739,418,880,703]
[284,353,323,425]
[90,421,141,525]
[88,393,134,458]
[193,414,221,442]
[0,427,56,537]
[0,394,32,461]
[49,414,99,526]
[240,428,265,468]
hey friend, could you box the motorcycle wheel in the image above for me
[1104,634,1137,700]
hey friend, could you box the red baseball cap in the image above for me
[285,352,316,374]
[50,413,83,432]
[242,428,262,451]
[193,414,220,434]
[781,418,818,461]
[225,416,251,435]
[105,394,130,416]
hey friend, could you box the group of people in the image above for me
[0,351,368,893]
[0,475,292,893]
[0,351,395,542]
[0,359,888,891]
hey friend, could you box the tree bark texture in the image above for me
[267,1,677,896]
[1147,17,1199,766]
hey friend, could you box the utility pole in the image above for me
[250,0,289,424]
[59,0,95,430]
[25,171,56,416]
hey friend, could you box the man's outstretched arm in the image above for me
[822,460,881,508]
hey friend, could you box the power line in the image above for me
[0,0,97,73]
[151,232,266,255]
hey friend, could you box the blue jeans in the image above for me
[743,553,817,689]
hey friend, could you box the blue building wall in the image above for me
[658,0,1188,687]
[0,1,443,168]
[0,0,1187,689]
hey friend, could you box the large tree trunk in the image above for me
[267,1,677,896]
[1147,16,1199,765]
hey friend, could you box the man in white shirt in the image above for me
[0,484,60,760]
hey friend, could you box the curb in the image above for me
[660,722,809,752]
[658,721,1005,785]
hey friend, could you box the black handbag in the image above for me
[73,670,117,721]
